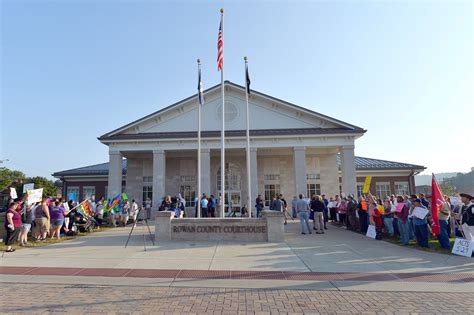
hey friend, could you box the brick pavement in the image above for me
[1,283,472,314]
[1,266,473,283]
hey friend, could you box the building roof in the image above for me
[53,160,127,177]
[53,155,425,178]
[99,81,365,141]
[100,128,363,141]
[338,155,425,171]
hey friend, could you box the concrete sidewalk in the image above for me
[1,221,473,293]
[1,221,472,273]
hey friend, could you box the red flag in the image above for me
[431,174,445,236]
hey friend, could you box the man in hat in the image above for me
[459,193,474,225]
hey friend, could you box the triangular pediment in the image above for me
[100,82,364,140]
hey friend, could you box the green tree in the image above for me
[0,168,26,191]
[26,176,58,197]
[439,181,457,196]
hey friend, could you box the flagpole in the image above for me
[219,8,225,218]
[244,57,252,218]
[197,59,202,218]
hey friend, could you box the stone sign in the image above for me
[156,210,284,242]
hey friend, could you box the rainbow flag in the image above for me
[76,200,98,223]
[106,194,122,212]
[77,200,94,217]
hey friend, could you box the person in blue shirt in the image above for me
[412,198,429,248]
[201,194,209,217]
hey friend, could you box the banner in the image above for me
[10,188,17,200]
[23,183,34,193]
[27,188,43,205]
[362,176,372,194]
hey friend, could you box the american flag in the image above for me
[217,18,223,71]
[198,66,204,105]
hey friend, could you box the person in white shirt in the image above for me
[130,200,139,223]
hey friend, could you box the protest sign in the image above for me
[10,188,17,199]
[413,206,429,220]
[462,224,474,241]
[27,188,43,205]
[366,225,376,239]
[451,238,474,258]
[23,183,34,193]
[362,176,372,194]
[449,196,462,206]
[63,202,70,212]
[395,203,405,213]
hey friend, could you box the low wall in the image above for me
[155,210,284,242]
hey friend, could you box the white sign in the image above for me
[366,225,377,239]
[27,188,43,205]
[62,202,70,212]
[449,196,462,206]
[413,206,429,220]
[23,183,34,193]
[451,238,474,258]
[462,224,474,241]
[10,188,18,200]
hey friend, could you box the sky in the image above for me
[1,0,473,180]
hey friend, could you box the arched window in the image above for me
[217,162,241,191]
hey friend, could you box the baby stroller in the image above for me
[73,210,97,233]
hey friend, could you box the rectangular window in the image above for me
[180,185,196,207]
[82,186,95,201]
[307,183,321,199]
[143,185,153,204]
[306,174,320,180]
[66,186,80,202]
[356,183,364,197]
[264,174,280,181]
[264,184,280,207]
[376,182,391,199]
[180,175,195,182]
[394,182,409,196]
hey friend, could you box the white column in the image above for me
[250,148,258,216]
[293,147,307,198]
[340,145,357,197]
[152,149,166,213]
[108,151,123,198]
[201,148,211,196]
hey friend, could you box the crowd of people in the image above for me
[282,191,474,250]
[5,189,473,253]
[3,194,147,253]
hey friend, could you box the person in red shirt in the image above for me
[370,199,383,240]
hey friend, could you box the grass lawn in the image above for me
[383,234,455,255]
[1,213,112,251]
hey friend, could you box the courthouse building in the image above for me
[53,81,425,214]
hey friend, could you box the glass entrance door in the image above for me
[219,191,241,216]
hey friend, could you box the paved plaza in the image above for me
[1,283,473,314]
[1,221,473,314]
